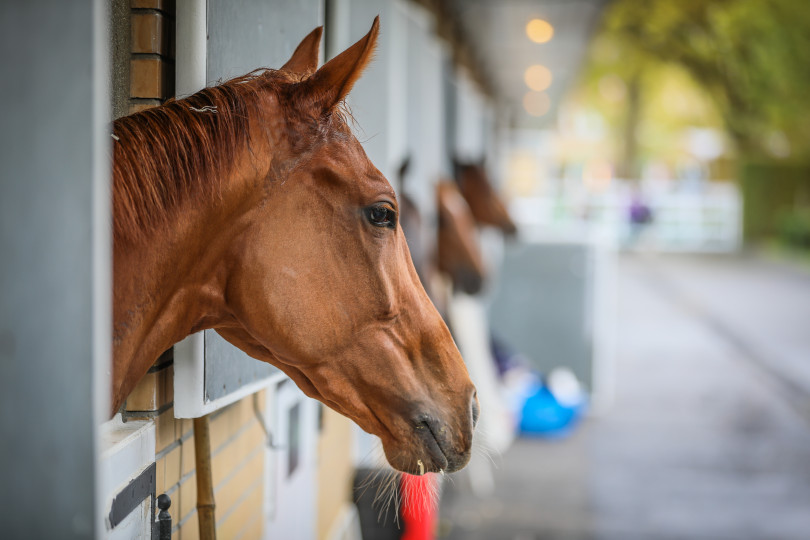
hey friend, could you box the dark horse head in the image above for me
[437,181,486,295]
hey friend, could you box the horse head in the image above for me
[207,21,477,474]
[112,19,477,475]
[453,159,518,235]
[436,181,486,295]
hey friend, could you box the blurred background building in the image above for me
[2,0,810,539]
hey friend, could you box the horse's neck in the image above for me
[112,229,205,412]
[111,164,260,414]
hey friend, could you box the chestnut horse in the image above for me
[111,19,477,475]
[436,181,486,295]
[395,158,485,297]
[454,160,517,235]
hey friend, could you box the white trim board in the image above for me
[173,332,286,418]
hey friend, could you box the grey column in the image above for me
[0,0,110,537]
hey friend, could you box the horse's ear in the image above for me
[305,16,379,111]
[452,156,463,183]
[396,154,412,193]
[281,26,323,77]
[398,155,411,182]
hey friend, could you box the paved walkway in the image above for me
[440,254,810,540]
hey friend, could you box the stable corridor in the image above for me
[441,254,810,540]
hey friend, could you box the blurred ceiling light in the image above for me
[523,91,551,117]
[526,19,554,43]
[524,65,553,91]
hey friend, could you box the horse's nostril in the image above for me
[413,416,450,471]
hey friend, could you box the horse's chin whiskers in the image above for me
[351,441,404,526]
[354,444,445,526]
[373,467,401,526]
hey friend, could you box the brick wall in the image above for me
[129,0,175,113]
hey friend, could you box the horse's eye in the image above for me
[367,204,396,228]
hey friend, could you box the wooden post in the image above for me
[194,415,217,540]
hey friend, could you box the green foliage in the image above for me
[590,0,810,158]
[739,161,810,240]
[777,209,810,249]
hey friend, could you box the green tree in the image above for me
[599,0,810,158]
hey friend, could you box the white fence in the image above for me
[511,180,742,253]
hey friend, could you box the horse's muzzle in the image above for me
[412,390,477,474]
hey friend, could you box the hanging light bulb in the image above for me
[526,19,554,43]
[523,91,551,117]
[524,65,553,91]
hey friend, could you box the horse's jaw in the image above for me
[215,312,477,476]
[294,338,477,476]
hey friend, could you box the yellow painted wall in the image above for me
[316,409,356,540]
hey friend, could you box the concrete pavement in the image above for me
[439,254,810,540]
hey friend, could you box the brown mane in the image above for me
[111,69,302,243]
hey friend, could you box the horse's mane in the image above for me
[112,69,301,243]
